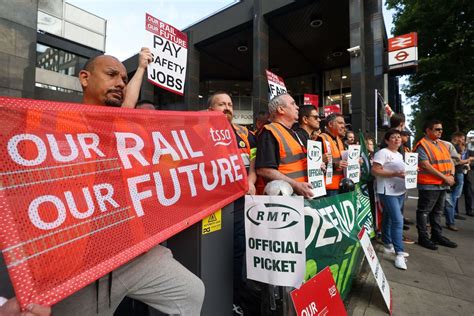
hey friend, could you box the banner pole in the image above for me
[374,89,378,144]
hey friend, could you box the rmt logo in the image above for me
[308,145,322,162]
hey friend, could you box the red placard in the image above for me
[388,32,417,52]
[265,69,285,86]
[303,94,319,107]
[324,104,341,117]
[0,97,247,308]
[291,267,347,316]
[145,13,188,48]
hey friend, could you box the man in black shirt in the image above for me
[294,105,321,148]
[256,94,313,198]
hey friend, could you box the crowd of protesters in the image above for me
[1,47,473,316]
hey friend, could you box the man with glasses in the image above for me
[413,119,457,250]
[294,105,321,148]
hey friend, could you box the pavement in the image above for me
[346,190,474,316]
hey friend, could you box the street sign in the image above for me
[388,47,418,66]
[388,32,417,51]
[388,32,418,73]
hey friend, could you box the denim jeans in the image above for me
[379,193,405,253]
[417,190,446,240]
[445,173,464,224]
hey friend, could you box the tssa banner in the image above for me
[0,97,247,308]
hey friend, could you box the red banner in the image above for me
[303,94,319,107]
[0,97,247,307]
[324,104,341,117]
[291,267,347,316]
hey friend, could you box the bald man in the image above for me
[51,53,205,315]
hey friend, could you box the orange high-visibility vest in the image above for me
[319,132,345,190]
[263,122,308,183]
[414,137,453,185]
[233,124,251,168]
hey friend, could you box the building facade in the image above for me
[124,0,401,133]
[0,0,106,103]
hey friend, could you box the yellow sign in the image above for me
[202,209,222,235]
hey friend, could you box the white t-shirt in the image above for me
[373,148,406,196]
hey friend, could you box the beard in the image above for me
[104,99,123,107]
[223,109,233,122]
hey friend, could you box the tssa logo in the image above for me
[210,128,232,146]
[406,156,417,166]
[308,145,322,162]
[246,203,301,229]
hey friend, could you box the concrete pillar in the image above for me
[184,30,201,111]
[0,0,38,98]
[349,0,366,133]
[252,0,269,120]
[364,0,385,133]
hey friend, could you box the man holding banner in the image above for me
[256,94,313,198]
[207,91,257,312]
[49,54,205,315]
[317,113,348,196]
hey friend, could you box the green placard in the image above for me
[304,185,373,299]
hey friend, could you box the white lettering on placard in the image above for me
[28,183,120,230]
[8,133,105,167]
[300,301,318,316]
[126,155,243,214]
[115,130,203,170]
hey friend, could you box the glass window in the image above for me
[36,43,88,77]
[323,66,351,113]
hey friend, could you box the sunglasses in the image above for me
[307,115,320,119]
[433,128,443,132]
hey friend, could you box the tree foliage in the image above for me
[386,0,474,140]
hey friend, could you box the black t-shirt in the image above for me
[256,123,301,169]
[294,127,310,149]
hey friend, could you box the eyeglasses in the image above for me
[433,128,443,132]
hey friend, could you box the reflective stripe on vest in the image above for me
[319,133,345,190]
[264,123,307,182]
[414,138,453,185]
[233,124,251,168]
